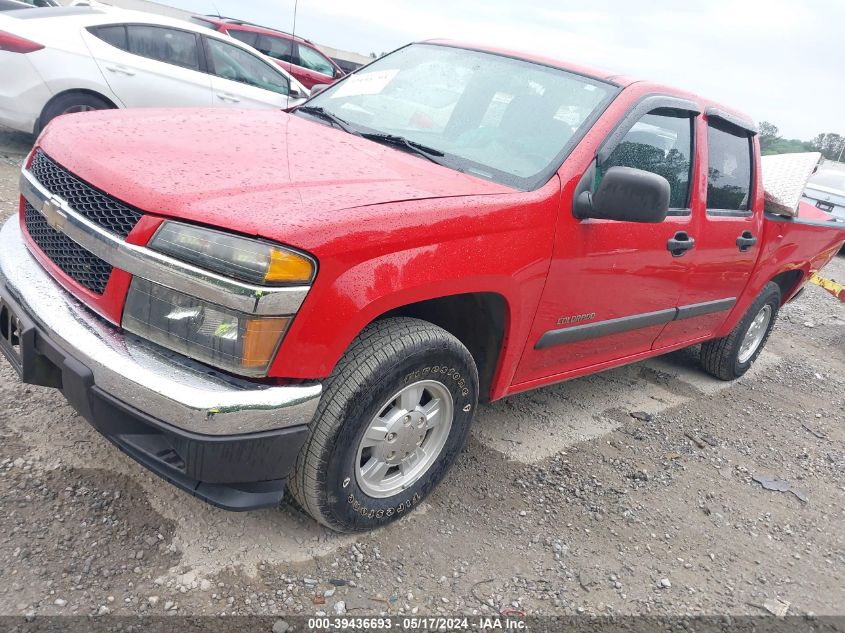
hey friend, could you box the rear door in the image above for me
[653,111,762,348]
[513,97,700,385]
[203,35,293,109]
[83,24,212,108]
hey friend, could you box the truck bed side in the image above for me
[715,203,845,338]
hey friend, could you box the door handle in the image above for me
[217,93,240,103]
[667,231,695,257]
[105,65,135,76]
[736,230,757,252]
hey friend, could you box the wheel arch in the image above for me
[380,292,508,403]
[36,89,119,135]
[768,268,805,305]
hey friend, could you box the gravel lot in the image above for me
[0,126,843,620]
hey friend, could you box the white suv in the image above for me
[0,6,308,135]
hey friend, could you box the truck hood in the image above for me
[37,108,512,249]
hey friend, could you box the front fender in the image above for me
[269,179,562,384]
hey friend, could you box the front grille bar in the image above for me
[20,168,309,316]
[23,201,113,294]
[29,149,142,238]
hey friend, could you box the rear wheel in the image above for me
[39,93,113,133]
[288,317,478,532]
[700,282,780,380]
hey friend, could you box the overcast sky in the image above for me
[164,0,843,140]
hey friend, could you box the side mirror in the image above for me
[574,166,670,223]
[289,87,304,99]
[310,84,329,96]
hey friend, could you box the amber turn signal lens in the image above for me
[264,249,314,284]
[149,222,316,287]
[242,317,291,368]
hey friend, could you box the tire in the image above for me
[288,317,479,532]
[39,93,113,133]
[700,282,781,380]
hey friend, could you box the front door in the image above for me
[513,102,700,387]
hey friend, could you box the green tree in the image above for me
[758,121,781,155]
[756,121,816,156]
[810,133,845,161]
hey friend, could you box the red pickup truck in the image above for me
[1,41,843,532]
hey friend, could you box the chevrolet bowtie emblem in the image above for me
[42,197,67,232]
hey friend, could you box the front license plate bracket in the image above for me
[0,294,62,388]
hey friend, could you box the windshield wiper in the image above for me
[360,132,447,165]
[296,108,447,166]
[296,106,359,136]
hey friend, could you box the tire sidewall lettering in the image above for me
[326,351,477,530]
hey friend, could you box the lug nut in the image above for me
[387,432,396,441]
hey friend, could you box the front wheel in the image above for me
[288,317,479,532]
[700,282,781,380]
[39,93,113,133]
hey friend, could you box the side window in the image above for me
[91,25,128,51]
[206,38,290,95]
[227,30,258,48]
[601,110,694,210]
[706,121,753,214]
[296,43,334,76]
[126,26,200,70]
[256,34,295,64]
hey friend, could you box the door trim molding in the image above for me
[535,298,736,350]
[675,297,736,321]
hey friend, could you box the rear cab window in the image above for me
[706,119,754,215]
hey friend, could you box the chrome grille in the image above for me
[29,149,142,238]
[24,201,113,295]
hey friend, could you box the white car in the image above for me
[802,168,845,222]
[0,6,309,135]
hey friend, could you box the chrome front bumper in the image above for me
[0,216,321,435]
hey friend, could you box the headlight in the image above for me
[149,221,315,285]
[122,278,290,376]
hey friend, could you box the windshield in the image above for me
[298,43,616,189]
[809,170,845,192]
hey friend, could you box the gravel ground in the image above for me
[0,127,843,620]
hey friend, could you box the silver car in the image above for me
[803,168,845,221]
